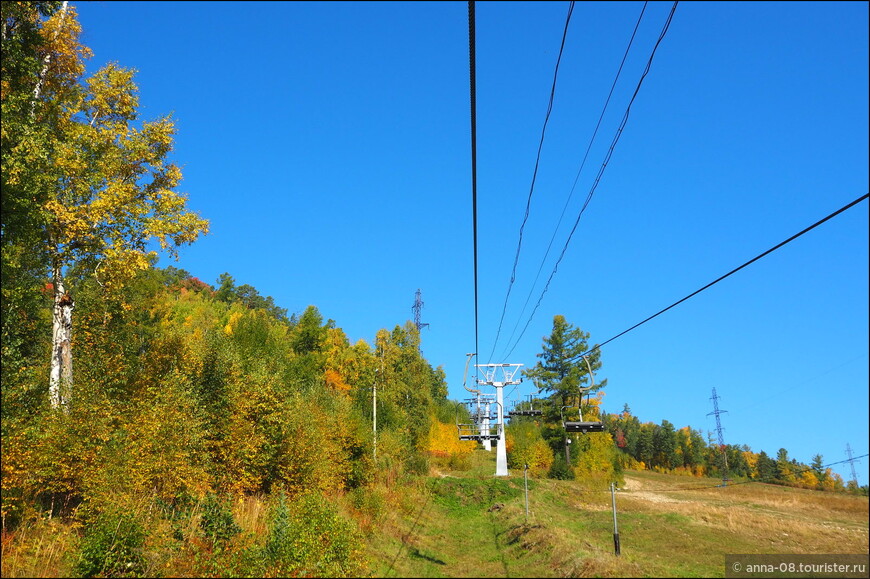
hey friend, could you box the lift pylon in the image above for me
[463,394,496,450]
[457,400,502,442]
[476,363,523,477]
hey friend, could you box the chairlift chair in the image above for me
[561,355,605,433]
[456,402,503,441]
[456,423,502,441]
[464,396,496,425]
[508,394,543,417]
[560,403,605,433]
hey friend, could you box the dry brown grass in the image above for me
[232,493,268,536]
[0,517,78,578]
[493,500,645,578]
[618,471,869,555]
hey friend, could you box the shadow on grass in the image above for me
[408,547,447,565]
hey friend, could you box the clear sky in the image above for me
[73,1,868,485]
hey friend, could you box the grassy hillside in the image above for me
[366,449,869,578]
[2,447,866,577]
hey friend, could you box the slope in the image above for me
[365,449,869,578]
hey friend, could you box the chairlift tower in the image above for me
[482,397,493,452]
[465,393,495,451]
[476,363,523,477]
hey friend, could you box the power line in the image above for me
[488,0,576,363]
[469,0,479,365]
[502,1,679,360]
[579,191,869,359]
[501,1,649,361]
[710,454,870,490]
[740,353,867,415]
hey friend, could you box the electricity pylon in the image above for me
[707,388,729,486]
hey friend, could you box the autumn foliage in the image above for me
[1,6,454,575]
[1,5,861,577]
[1,263,453,575]
[599,408,847,491]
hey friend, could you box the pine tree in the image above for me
[524,315,606,467]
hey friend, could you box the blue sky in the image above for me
[73,1,868,485]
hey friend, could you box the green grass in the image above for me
[2,449,866,577]
[362,449,869,578]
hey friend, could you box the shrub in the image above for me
[200,493,240,545]
[74,509,146,578]
[404,454,430,476]
[506,421,554,477]
[350,485,386,527]
[548,456,575,480]
[258,491,367,578]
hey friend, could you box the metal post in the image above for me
[482,399,492,451]
[495,384,508,476]
[524,464,530,520]
[565,434,571,467]
[373,373,377,462]
[375,347,383,463]
[611,482,621,556]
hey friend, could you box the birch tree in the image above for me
[5,7,208,409]
[1,1,65,401]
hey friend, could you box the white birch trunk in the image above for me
[49,264,73,411]
[41,2,71,411]
[31,1,68,109]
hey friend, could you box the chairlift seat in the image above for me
[508,410,542,417]
[457,423,500,441]
[564,421,605,433]
[470,415,497,424]
[459,433,501,441]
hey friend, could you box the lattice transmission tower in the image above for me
[845,443,860,487]
[412,288,430,333]
[707,387,729,486]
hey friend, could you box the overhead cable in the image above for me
[578,192,870,359]
[469,0,480,364]
[501,1,649,361]
[488,0,577,362]
[503,1,679,360]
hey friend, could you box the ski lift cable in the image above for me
[499,1,649,362]
[500,1,680,362]
[578,192,870,360]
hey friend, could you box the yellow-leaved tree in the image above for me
[7,6,209,409]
